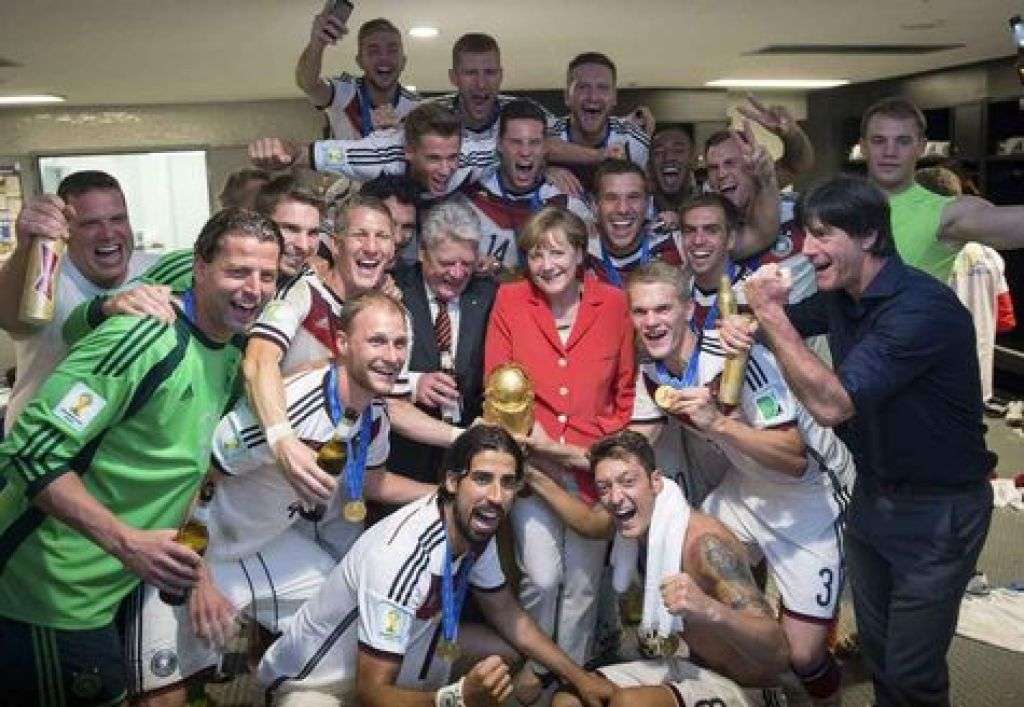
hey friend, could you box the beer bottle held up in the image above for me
[439,350,462,425]
[160,482,214,606]
[19,235,66,325]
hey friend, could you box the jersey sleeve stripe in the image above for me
[239,386,324,447]
[94,318,163,376]
[247,327,290,353]
[106,323,170,378]
[396,533,445,606]
[387,520,443,604]
[745,356,768,389]
[143,250,192,283]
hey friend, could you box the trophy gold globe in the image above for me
[482,363,535,436]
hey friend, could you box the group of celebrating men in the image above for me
[3,4,1024,707]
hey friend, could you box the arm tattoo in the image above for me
[697,534,772,616]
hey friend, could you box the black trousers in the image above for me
[845,478,993,707]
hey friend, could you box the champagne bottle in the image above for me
[717,274,749,407]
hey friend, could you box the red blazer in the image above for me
[485,274,636,503]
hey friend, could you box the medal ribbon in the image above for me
[325,365,373,503]
[180,288,197,323]
[497,172,544,269]
[441,542,476,648]
[356,78,402,137]
[600,234,651,288]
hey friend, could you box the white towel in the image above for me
[956,588,1024,653]
[610,477,691,641]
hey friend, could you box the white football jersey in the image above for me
[249,267,345,375]
[322,73,420,139]
[464,171,593,268]
[425,93,555,173]
[312,127,491,198]
[209,365,390,560]
[632,335,853,542]
[258,494,505,696]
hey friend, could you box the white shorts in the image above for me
[702,479,843,621]
[598,657,782,707]
[129,527,337,694]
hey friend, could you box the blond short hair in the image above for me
[516,205,588,254]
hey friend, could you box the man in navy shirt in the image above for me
[725,175,994,706]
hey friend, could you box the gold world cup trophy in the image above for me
[717,274,750,407]
[482,363,534,436]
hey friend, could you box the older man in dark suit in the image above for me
[390,197,497,486]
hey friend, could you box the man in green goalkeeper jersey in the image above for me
[0,208,281,707]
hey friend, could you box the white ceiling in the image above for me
[0,0,1020,106]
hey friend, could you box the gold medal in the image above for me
[343,499,367,523]
[436,638,461,662]
[654,385,677,409]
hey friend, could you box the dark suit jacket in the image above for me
[389,263,497,484]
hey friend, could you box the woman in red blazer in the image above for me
[484,205,636,670]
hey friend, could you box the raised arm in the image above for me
[242,337,337,503]
[731,125,781,260]
[940,195,1024,250]
[0,195,69,337]
[736,96,815,187]
[296,9,348,108]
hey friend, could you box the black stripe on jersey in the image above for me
[0,506,46,575]
[239,384,324,447]
[120,321,190,422]
[346,146,406,158]
[247,326,290,354]
[273,271,306,301]
[264,606,359,703]
[699,336,724,358]
[744,356,768,390]
[16,425,63,466]
[94,318,163,376]
[144,254,193,288]
[387,519,443,605]
[155,262,193,290]
[108,322,169,378]
[144,250,192,284]
[396,529,446,606]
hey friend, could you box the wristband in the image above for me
[434,678,464,707]
[265,422,295,450]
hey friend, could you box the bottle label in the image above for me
[33,240,61,300]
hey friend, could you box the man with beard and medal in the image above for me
[258,425,614,707]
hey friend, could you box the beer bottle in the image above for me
[19,235,65,325]
[439,351,462,425]
[317,433,348,476]
[160,483,214,606]
[300,432,348,522]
